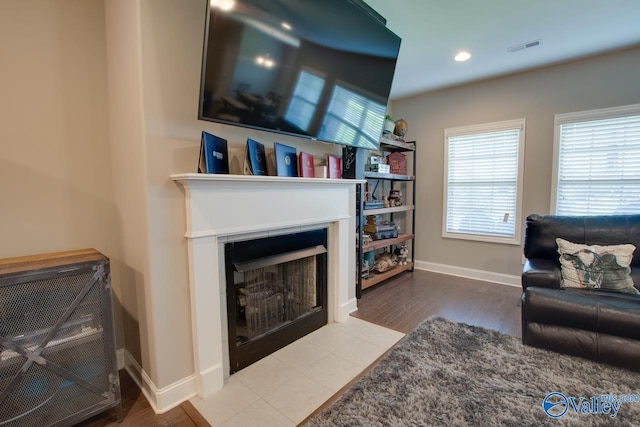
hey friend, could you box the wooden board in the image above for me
[0,248,106,275]
[362,262,414,290]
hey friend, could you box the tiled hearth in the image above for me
[190,317,404,426]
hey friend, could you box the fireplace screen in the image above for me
[225,229,327,373]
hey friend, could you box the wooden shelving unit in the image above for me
[355,138,417,297]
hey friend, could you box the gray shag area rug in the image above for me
[305,317,640,426]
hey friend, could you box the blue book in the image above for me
[244,138,267,175]
[198,131,229,174]
[274,142,298,177]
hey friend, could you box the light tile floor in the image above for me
[190,317,405,426]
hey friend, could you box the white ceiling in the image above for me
[365,0,640,100]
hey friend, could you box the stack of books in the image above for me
[364,217,398,240]
[364,200,384,210]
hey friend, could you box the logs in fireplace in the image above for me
[225,229,328,373]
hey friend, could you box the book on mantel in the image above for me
[198,131,229,174]
[298,151,315,178]
[274,142,298,177]
[327,154,342,179]
[244,138,267,176]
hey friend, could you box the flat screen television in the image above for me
[198,0,401,150]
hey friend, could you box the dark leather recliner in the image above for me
[521,214,640,371]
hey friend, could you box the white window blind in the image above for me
[444,119,525,244]
[318,85,385,150]
[554,105,640,215]
[284,70,325,131]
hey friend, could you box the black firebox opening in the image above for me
[225,229,328,374]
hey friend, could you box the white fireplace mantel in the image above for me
[171,173,363,397]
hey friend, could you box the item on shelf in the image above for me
[364,219,397,233]
[361,259,371,279]
[299,151,315,178]
[244,138,267,175]
[369,155,383,165]
[367,162,391,173]
[394,119,409,138]
[364,200,384,210]
[364,251,375,266]
[366,229,399,240]
[314,165,328,178]
[373,251,397,273]
[382,195,390,208]
[394,244,409,265]
[198,131,229,174]
[361,234,374,245]
[383,115,395,134]
[388,190,404,206]
[387,152,407,175]
[274,142,298,177]
[327,154,342,179]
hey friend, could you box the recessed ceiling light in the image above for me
[455,51,471,62]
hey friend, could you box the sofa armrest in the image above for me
[522,258,561,290]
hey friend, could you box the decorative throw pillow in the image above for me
[556,238,638,295]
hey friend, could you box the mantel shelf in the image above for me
[171,173,365,188]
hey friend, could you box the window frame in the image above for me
[442,118,526,245]
[551,103,640,215]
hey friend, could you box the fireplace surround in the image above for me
[171,173,362,398]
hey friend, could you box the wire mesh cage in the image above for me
[0,249,121,427]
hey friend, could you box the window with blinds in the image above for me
[444,119,525,244]
[553,104,640,216]
[284,70,325,132]
[318,85,385,150]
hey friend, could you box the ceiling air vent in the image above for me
[507,39,541,53]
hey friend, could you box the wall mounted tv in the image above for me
[198,0,401,150]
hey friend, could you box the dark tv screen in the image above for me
[199,0,401,150]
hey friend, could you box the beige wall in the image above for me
[391,46,640,278]
[0,1,124,344]
[106,0,345,392]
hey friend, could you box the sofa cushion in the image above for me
[522,259,561,290]
[556,238,638,294]
[523,214,640,268]
[523,287,640,341]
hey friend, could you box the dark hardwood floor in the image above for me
[78,268,522,426]
[353,269,523,337]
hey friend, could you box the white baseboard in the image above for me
[123,350,197,414]
[414,260,521,288]
[339,297,358,321]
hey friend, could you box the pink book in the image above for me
[299,152,315,177]
[327,155,342,179]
